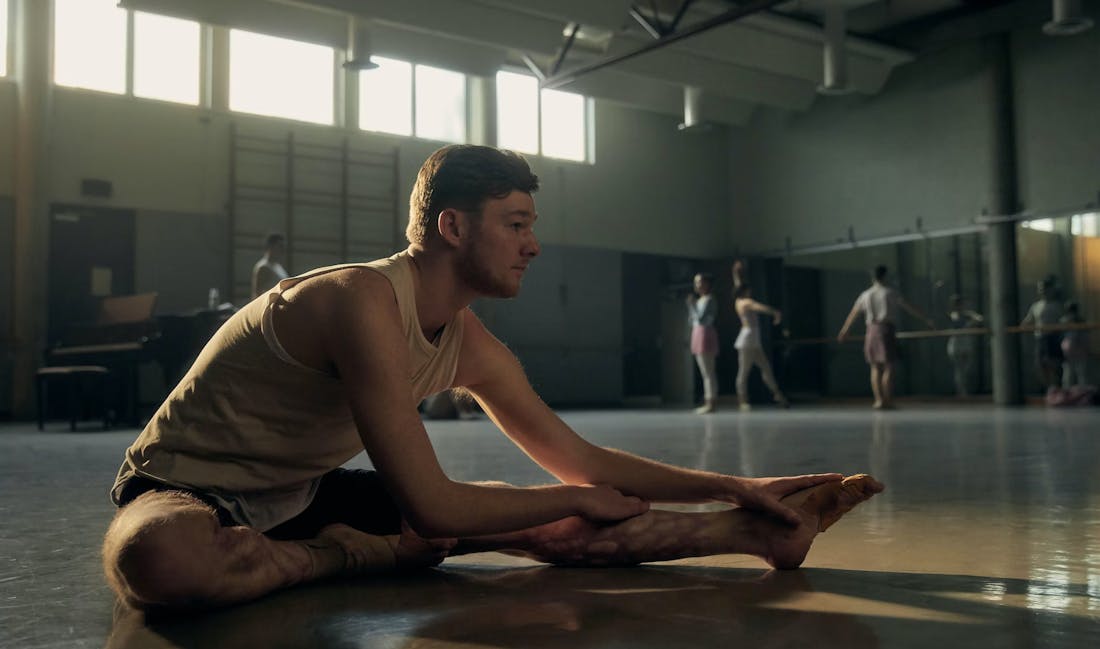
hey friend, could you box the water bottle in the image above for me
[208,288,220,310]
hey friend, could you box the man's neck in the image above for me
[406,245,476,338]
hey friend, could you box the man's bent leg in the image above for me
[450,475,884,570]
[102,490,398,609]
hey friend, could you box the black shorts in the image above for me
[114,468,403,540]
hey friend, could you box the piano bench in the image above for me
[36,366,112,432]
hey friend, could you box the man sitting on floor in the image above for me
[103,145,883,610]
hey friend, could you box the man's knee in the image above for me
[103,491,223,608]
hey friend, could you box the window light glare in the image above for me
[229,29,334,125]
[133,12,200,105]
[1022,218,1055,232]
[359,56,413,136]
[415,64,466,143]
[0,0,8,76]
[541,89,586,161]
[496,71,539,154]
[54,0,127,94]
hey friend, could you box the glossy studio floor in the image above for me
[2,405,1098,649]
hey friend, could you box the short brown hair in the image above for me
[406,145,539,245]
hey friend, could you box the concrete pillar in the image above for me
[986,33,1023,406]
[10,0,53,417]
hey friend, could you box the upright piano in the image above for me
[46,293,232,426]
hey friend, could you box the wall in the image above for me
[47,90,731,258]
[1013,19,1100,215]
[728,38,996,254]
[4,80,729,409]
[728,15,1100,255]
[0,82,15,196]
[474,243,625,406]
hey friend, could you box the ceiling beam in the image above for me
[542,0,787,89]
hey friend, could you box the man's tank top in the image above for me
[110,252,465,530]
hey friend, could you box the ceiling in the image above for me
[125,0,1039,126]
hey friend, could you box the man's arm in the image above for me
[325,272,646,539]
[455,310,839,526]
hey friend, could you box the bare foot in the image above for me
[302,524,399,577]
[765,474,884,570]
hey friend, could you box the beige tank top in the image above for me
[111,252,465,530]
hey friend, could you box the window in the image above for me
[540,89,586,162]
[359,59,466,143]
[229,29,334,125]
[496,71,588,162]
[1071,213,1099,237]
[1,0,8,76]
[54,0,127,94]
[496,71,539,154]
[359,57,412,136]
[414,64,466,143]
[133,12,200,105]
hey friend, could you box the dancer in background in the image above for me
[733,284,789,411]
[1021,280,1064,390]
[837,265,935,409]
[686,273,719,414]
[945,294,984,397]
[1060,302,1089,388]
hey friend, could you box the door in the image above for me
[47,204,136,344]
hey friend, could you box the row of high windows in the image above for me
[0,0,590,162]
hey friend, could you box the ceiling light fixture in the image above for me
[344,17,379,71]
[1043,0,1094,36]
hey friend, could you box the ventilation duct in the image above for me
[1043,0,1094,36]
[677,86,712,133]
[344,17,379,70]
[817,3,852,96]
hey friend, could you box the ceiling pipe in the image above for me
[1042,0,1093,36]
[817,2,851,95]
[542,0,786,90]
[343,17,379,70]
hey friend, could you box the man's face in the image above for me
[455,191,540,298]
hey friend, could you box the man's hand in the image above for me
[391,520,458,569]
[575,484,650,523]
[719,474,844,526]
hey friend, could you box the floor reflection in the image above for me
[5,406,1100,649]
[106,565,881,649]
[105,560,1100,649]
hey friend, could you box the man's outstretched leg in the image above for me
[450,474,884,569]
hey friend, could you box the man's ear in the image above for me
[437,208,465,248]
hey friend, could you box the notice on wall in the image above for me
[90,267,113,297]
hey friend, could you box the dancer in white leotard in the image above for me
[733,284,788,411]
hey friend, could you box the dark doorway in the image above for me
[778,265,825,397]
[47,205,136,344]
